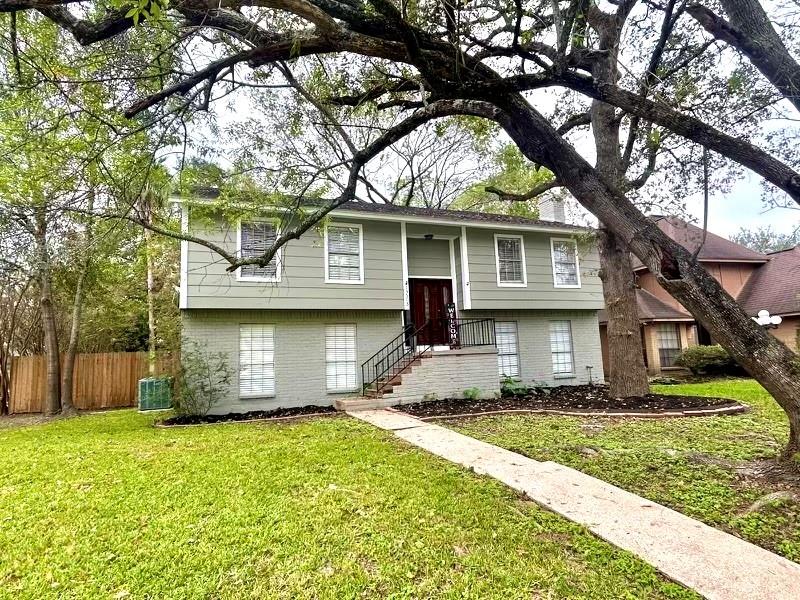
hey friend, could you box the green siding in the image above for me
[466,229,604,310]
[186,214,403,310]
[407,238,451,277]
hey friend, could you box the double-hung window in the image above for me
[495,234,527,286]
[551,238,580,288]
[549,320,574,376]
[657,323,682,367]
[238,220,280,281]
[325,223,364,283]
[239,324,276,397]
[496,321,520,378]
[325,324,358,392]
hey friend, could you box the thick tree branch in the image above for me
[687,0,800,113]
[485,179,561,202]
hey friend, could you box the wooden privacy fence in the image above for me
[9,352,178,414]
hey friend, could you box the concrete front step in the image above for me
[334,396,398,411]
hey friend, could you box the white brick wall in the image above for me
[463,309,605,386]
[181,309,402,414]
[388,347,501,405]
[181,308,604,414]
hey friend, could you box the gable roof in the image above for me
[598,288,693,324]
[632,215,768,270]
[737,246,800,316]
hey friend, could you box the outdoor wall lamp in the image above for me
[753,309,783,329]
[424,234,434,240]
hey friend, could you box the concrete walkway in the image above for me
[350,408,800,600]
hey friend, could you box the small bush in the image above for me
[463,387,481,401]
[674,344,743,376]
[174,341,234,416]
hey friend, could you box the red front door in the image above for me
[409,279,452,346]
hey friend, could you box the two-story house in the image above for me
[599,215,799,375]
[178,198,606,413]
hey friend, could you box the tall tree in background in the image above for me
[731,225,799,254]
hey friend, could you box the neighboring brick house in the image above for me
[178,197,606,413]
[599,215,799,375]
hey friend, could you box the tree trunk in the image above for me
[598,228,650,397]
[142,196,157,376]
[494,92,800,457]
[34,208,61,416]
[61,189,94,414]
[588,7,650,397]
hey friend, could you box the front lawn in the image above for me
[450,379,800,562]
[0,411,694,599]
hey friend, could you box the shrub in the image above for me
[463,387,481,401]
[674,344,743,376]
[174,341,234,416]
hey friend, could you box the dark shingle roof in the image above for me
[182,187,586,231]
[331,201,585,231]
[737,246,800,316]
[632,215,768,270]
[599,289,693,324]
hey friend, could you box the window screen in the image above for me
[552,240,579,287]
[326,324,357,391]
[496,236,524,284]
[239,221,279,280]
[327,225,362,282]
[496,321,520,378]
[657,323,682,366]
[239,324,275,397]
[549,321,574,375]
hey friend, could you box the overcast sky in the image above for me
[684,176,799,238]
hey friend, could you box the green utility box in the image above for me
[138,376,173,411]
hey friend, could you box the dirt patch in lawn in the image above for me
[396,384,744,418]
[160,405,337,426]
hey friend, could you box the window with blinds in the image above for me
[325,324,358,391]
[239,324,275,397]
[496,321,520,378]
[495,235,526,285]
[238,221,280,281]
[657,323,682,367]
[325,224,363,283]
[551,239,580,287]
[549,320,574,375]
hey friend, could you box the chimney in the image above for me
[539,197,566,222]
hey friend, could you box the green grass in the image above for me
[0,411,695,599]
[451,379,800,563]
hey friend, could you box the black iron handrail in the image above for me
[448,318,496,349]
[361,320,432,396]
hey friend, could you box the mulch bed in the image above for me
[160,405,337,426]
[396,384,745,418]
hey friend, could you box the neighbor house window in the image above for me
[238,221,280,281]
[494,234,527,286]
[496,321,520,378]
[657,323,682,367]
[239,324,275,397]
[326,324,358,392]
[551,238,580,288]
[549,321,574,375]
[325,223,364,283]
